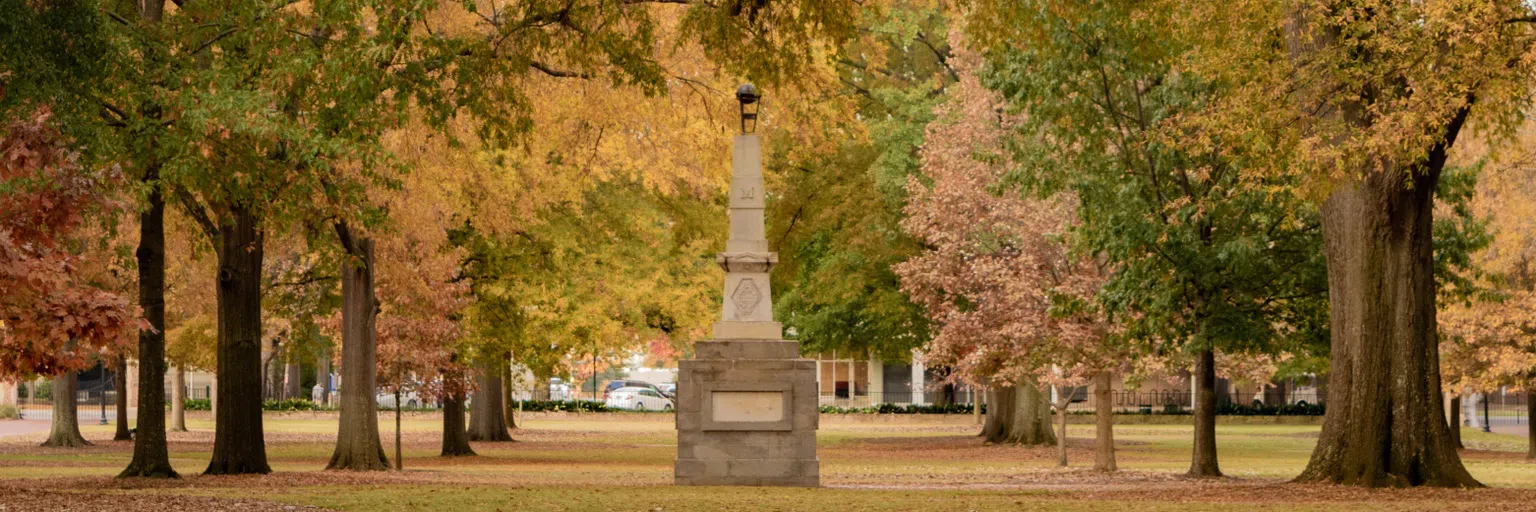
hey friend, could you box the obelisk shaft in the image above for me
[712,134,781,340]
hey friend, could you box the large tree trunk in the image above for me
[113,357,131,441]
[501,360,517,430]
[394,391,403,471]
[982,383,1055,445]
[262,343,282,401]
[1295,133,1479,487]
[326,234,389,471]
[980,386,1010,440]
[1284,8,1479,487]
[1448,394,1462,449]
[205,205,271,475]
[42,373,89,448]
[1527,387,1534,460]
[974,387,984,425]
[170,364,187,433]
[1094,371,1117,472]
[468,355,513,442]
[121,178,177,477]
[441,391,475,456]
[1053,385,1072,467]
[316,350,332,407]
[935,383,955,408]
[284,360,302,400]
[1189,349,1221,478]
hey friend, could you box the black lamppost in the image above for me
[1482,392,1492,433]
[98,367,109,425]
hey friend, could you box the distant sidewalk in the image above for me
[0,420,50,438]
[1491,424,1529,437]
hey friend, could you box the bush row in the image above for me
[819,403,981,415]
[179,398,613,413]
[174,398,1323,416]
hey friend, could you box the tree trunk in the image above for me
[1053,385,1072,467]
[441,391,475,456]
[285,360,302,400]
[113,357,131,441]
[121,176,176,476]
[262,344,282,401]
[1447,394,1462,449]
[394,390,403,471]
[1189,349,1221,478]
[1094,371,1117,472]
[980,386,1010,441]
[317,349,332,407]
[42,373,89,448]
[1527,387,1534,460]
[974,387,984,425]
[119,0,175,480]
[205,204,271,475]
[501,360,517,430]
[1295,137,1479,487]
[982,383,1055,445]
[170,365,187,433]
[935,383,955,407]
[468,355,514,442]
[326,235,389,471]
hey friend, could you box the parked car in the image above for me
[548,378,573,401]
[376,390,422,408]
[657,382,677,399]
[604,387,673,411]
[602,379,664,400]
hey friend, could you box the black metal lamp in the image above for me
[1482,392,1492,433]
[99,369,109,425]
[736,83,760,134]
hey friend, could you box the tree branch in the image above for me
[530,61,591,79]
[173,188,219,241]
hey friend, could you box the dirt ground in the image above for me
[0,414,1531,511]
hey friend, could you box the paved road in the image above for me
[0,419,50,438]
[1490,423,1529,438]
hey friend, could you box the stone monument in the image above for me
[674,84,819,487]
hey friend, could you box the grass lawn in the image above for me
[0,413,1532,511]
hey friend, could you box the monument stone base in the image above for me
[674,340,819,487]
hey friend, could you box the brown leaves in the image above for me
[0,107,137,379]
[895,47,1116,389]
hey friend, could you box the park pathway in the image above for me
[0,419,50,438]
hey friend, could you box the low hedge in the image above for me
[514,400,608,412]
[181,398,333,412]
[820,403,982,415]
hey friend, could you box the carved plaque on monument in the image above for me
[710,391,785,422]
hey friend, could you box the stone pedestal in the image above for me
[675,340,819,487]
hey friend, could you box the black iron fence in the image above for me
[15,375,119,422]
[1467,391,1528,428]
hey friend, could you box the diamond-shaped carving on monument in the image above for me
[732,278,762,316]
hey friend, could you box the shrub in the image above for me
[263,398,320,411]
[183,398,211,411]
[818,403,982,415]
[0,405,18,420]
[514,400,607,412]
[22,380,51,401]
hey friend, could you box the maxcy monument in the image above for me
[674,84,819,487]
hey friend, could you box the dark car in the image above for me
[603,379,664,400]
